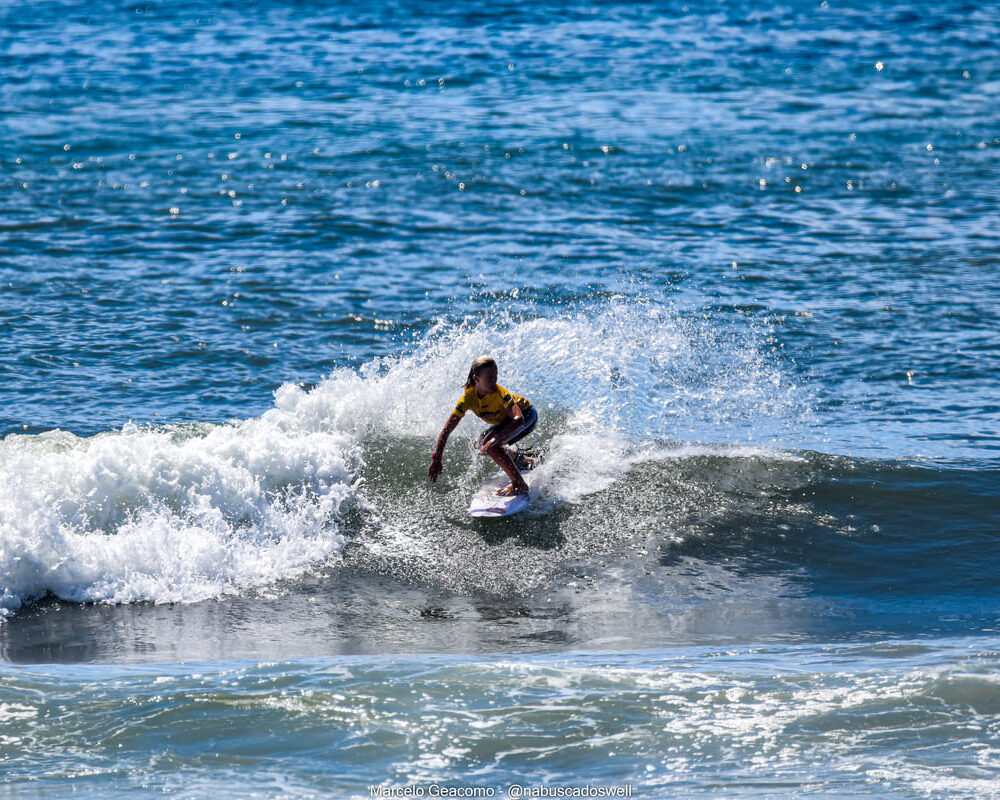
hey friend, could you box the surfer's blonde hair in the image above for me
[465,356,497,389]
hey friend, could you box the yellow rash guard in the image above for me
[453,384,532,426]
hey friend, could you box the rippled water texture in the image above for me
[3,0,999,461]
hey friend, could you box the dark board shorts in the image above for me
[481,405,538,447]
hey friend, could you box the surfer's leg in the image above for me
[496,407,538,472]
[483,440,528,495]
[503,406,538,446]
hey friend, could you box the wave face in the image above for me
[0,299,798,617]
[4,300,998,645]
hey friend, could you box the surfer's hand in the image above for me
[428,455,443,482]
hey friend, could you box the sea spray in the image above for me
[1,300,801,616]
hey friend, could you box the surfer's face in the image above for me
[473,364,498,394]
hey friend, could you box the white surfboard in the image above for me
[468,470,533,518]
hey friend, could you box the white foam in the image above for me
[274,301,802,501]
[0,415,361,617]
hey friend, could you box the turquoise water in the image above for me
[2,0,1000,797]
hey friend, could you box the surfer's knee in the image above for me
[484,440,504,458]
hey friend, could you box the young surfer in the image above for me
[428,356,537,496]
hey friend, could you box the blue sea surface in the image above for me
[2,1,999,797]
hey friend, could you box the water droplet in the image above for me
[169,206,180,215]
[875,61,884,71]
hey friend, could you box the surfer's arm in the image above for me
[429,413,461,482]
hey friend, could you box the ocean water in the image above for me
[2,0,999,797]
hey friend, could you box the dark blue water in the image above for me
[2,1,999,797]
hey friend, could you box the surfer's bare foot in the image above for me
[507,448,535,471]
[497,483,528,497]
